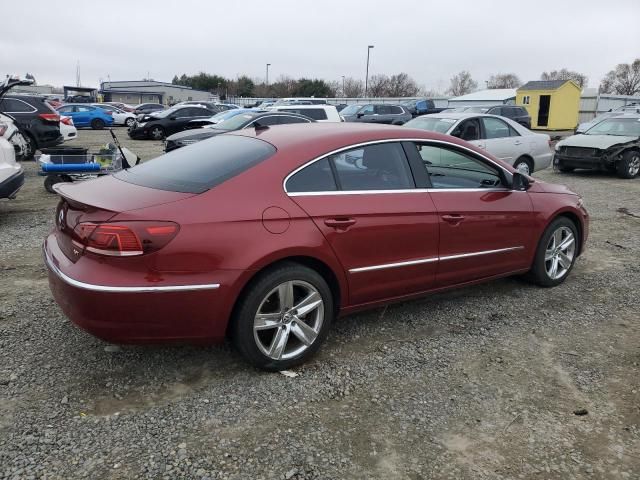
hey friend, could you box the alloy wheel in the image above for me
[544,226,576,280]
[628,153,640,177]
[515,161,531,175]
[151,127,164,140]
[253,280,324,361]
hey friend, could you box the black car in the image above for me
[340,104,412,125]
[0,94,63,158]
[400,98,447,116]
[129,105,213,140]
[164,111,314,152]
[464,105,531,129]
[133,103,165,115]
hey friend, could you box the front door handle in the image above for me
[324,218,356,229]
[442,214,465,225]
[514,140,522,145]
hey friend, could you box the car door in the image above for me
[166,107,197,134]
[408,141,534,286]
[285,142,440,305]
[74,106,94,126]
[481,116,527,165]
[356,104,375,123]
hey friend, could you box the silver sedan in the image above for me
[405,112,553,175]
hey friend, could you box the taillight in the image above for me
[0,123,7,136]
[105,111,113,116]
[39,113,60,123]
[72,221,179,257]
[61,117,73,126]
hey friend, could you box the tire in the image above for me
[231,263,334,371]
[514,157,533,175]
[44,174,71,193]
[149,126,165,140]
[125,117,135,128]
[22,134,36,160]
[526,217,579,287]
[616,150,640,179]
[91,118,105,130]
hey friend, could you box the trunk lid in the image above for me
[53,176,195,261]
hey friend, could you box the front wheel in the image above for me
[149,126,165,140]
[231,263,334,371]
[125,117,135,128]
[514,157,533,175]
[526,217,579,287]
[616,150,640,179]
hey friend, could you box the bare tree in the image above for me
[385,73,419,97]
[367,74,389,97]
[487,73,521,89]
[327,80,341,98]
[447,71,478,96]
[540,68,587,88]
[599,59,640,96]
[343,77,364,97]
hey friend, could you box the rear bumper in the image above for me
[43,234,241,344]
[0,167,25,199]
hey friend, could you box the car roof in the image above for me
[418,112,493,120]
[273,105,336,109]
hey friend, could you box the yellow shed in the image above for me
[516,80,581,130]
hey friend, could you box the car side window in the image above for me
[390,106,404,115]
[330,143,414,191]
[76,106,92,112]
[413,143,503,189]
[482,117,511,139]
[360,105,374,115]
[451,119,481,141]
[57,105,74,113]
[250,116,281,127]
[286,158,337,193]
[279,115,311,124]
[1,98,34,112]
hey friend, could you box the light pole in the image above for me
[266,63,271,88]
[365,45,374,98]
[342,75,345,97]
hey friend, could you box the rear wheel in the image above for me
[22,134,36,160]
[149,126,165,140]
[91,118,105,130]
[514,157,533,175]
[231,263,334,371]
[526,217,578,287]
[125,117,135,128]
[616,150,640,179]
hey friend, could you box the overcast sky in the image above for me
[1,0,638,92]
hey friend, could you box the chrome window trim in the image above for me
[349,246,524,273]
[287,187,514,197]
[283,138,512,195]
[43,247,220,293]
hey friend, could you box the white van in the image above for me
[268,104,342,122]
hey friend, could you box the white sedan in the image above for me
[60,116,77,142]
[405,112,553,174]
[91,104,136,127]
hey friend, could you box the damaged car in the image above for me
[554,115,640,179]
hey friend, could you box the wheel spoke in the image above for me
[278,282,295,311]
[549,257,559,278]
[558,252,572,269]
[545,249,555,261]
[268,327,290,360]
[290,319,318,346]
[294,291,322,317]
[553,229,563,248]
[254,312,282,330]
[558,235,574,251]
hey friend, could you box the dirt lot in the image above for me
[1,128,639,479]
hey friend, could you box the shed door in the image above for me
[538,95,551,127]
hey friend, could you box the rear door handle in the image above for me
[442,214,465,224]
[324,218,356,228]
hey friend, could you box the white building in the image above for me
[447,88,517,107]
[100,80,211,106]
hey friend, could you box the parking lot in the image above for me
[1,128,639,479]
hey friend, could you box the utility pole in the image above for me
[365,45,374,98]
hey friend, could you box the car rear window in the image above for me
[114,135,276,193]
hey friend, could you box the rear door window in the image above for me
[286,158,337,192]
[1,98,36,113]
[482,117,511,139]
[115,135,276,193]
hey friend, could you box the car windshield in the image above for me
[340,105,362,115]
[207,109,251,124]
[465,106,490,113]
[212,113,259,130]
[585,118,640,136]
[404,116,457,134]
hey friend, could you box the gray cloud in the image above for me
[2,0,639,90]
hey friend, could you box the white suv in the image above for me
[268,105,342,122]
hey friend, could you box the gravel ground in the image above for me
[1,128,639,479]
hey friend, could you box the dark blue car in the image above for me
[56,104,114,130]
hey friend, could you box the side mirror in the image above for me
[356,113,364,118]
[512,172,531,191]
[169,116,177,120]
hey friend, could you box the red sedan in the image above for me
[44,123,589,370]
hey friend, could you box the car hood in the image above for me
[557,134,639,149]
[528,179,577,196]
[166,128,224,142]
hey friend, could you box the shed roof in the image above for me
[448,88,516,102]
[519,80,571,91]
